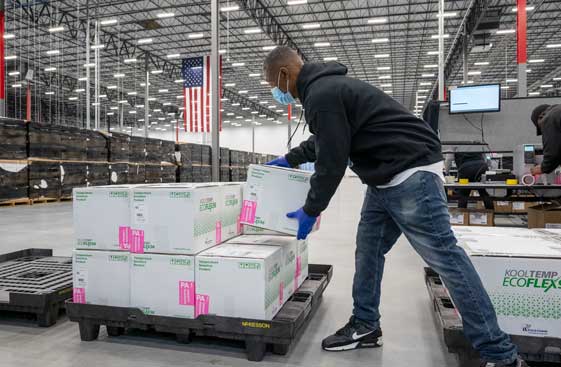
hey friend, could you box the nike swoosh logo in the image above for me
[352,331,374,340]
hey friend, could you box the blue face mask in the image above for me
[271,71,296,106]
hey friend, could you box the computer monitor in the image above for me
[449,84,501,114]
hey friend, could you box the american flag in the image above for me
[181,56,222,133]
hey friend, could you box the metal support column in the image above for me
[145,56,150,138]
[438,0,445,100]
[210,0,220,181]
[462,23,469,84]
[85,1,91,129]
[0,0,5,117]
[517,0,527,97]
[94,21,100,130]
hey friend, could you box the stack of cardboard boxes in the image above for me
[73,165,315,320]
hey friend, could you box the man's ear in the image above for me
[278,67,289,90]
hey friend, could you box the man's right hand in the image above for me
[266,156,291,168]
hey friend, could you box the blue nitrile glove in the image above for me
[266,156,291,168]
[287,208,318,240]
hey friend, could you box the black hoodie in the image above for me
[539,104,561,174]
[285,62,443,217]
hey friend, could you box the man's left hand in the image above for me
[286,208,317,240]
[531,165,543,176]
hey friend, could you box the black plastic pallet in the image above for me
[425,267,561,366]
[0,249,73,327]
[66,264,332,362]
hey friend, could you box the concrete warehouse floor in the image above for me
[0,177,459,367]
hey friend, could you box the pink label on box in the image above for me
[240,200,257,224]
[118,226,131,251]
[195,294,210,317]
[179,281,195,306]
[236,214,242,235]
[216,221,222,244]
[73,288,86,304]
[279,282,284,305]
[130,229,145,254]
[295,256,302,290]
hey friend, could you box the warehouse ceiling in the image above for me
[4,0,561,133]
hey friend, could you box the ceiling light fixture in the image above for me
[302,23,321,29]
[137,38,153,44]
[496,29,515,35]
[167,54,181,59]
[158,89,169,93]
[5,55,17,60]
[431,34,450,39]
[427,51,439,55]
[151,70,164,74]
[372,38,389,43]
[114,73,125,78]
[541,84,553,88]
[424,64,438,68]
[377,66,391,71]
[314,42,330,47]
[249,73,261,77]
[367,17,388,24]
[374,54,390,58]
[44,67,57,72]
[100,19,118,25]
[232,62,245,67]
[8,71,19,76]
[528,59,545,63]
[262,45,277,51]
[468,71,482,75]
[287,0,307,5]
[107,85,118,89]
[188,33,204,39]
[546,44,561,49]
[124,58,137,64]
[511,6,535,12]
[474,61,490,66]
[156,12,175,18]
[48,26,65,33]
[244,28,262,34]
[91,44,105,50]
[324,57,338,61]
[220,5,240,11]
[46,50,60,55]
[422,73,435,77]
[3,34,15,40]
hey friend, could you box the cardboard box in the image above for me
[449,208,469,226]
[512,201,534,214]
[528,204,561,229]
[130,184,221,254]
[227,235,300,301]
[72,250,130,307]
[196,243,283,320]
[219,183,243,242]
[493,201,513,213]
[458,230,561,338]
[241,165,314,236]
[130,254,196,318]
[73,185,134,251]
[468,209,494,227]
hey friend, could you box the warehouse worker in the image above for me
[264,47,526,367]
[530,104,561,176]
[445,149,494,209]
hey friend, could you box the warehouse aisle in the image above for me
[0,177,457,367]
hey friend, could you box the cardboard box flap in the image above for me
[226,235,297,246]
[199,243,281,259]
[461,236,561,258]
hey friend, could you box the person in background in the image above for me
[263,46,526,367]
[530,104,561,176]
[445,149,493,209]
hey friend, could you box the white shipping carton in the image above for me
[241,165,315,235]
[72,250,130,307]
[73,185,134,251]
[130,254,196,318]
[458,229,561,338]
[196,243,283,320]
[130,184,221,254]
[219,184,243,242]
[227,235,299,301]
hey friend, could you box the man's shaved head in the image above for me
[263,46,304,98]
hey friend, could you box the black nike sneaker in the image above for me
[322,316,383,352]
[480,357,529,367]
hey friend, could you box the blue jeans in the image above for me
[352,171,517,364]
